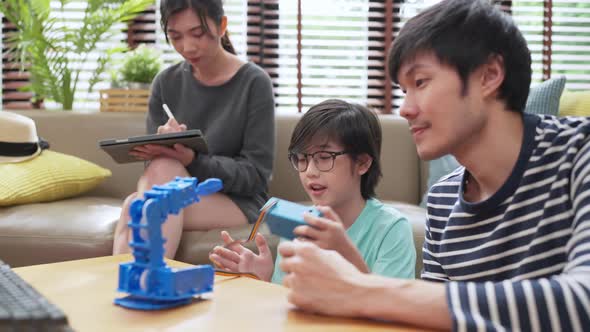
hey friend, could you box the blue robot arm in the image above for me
[115,177,222,310]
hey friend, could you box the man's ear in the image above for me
[481,55,505,98]
[356,154,373,176]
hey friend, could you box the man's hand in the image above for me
[280,241,451,329]
[129,118,195,166]
[279,241,371,317]
[209,231,274,281]
[293,206,369,273]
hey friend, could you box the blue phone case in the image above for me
[263,198,322,240]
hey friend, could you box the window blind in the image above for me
[46,1,129,110]
[2,0,138,109]
[512,0,551,84]
[127,5,158,47]
[273,0,371,113]
[512,1,590,89]
[3,0,588,111]
[545,0,589,90]
[2,18,34,109]
[368,0,397,114]
[386,0,589,110]
[247,0,279,95]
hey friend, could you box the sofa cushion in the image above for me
[385,201,426,278]
[0,196,120,267]
[0,150,111,207]
[4,110,428,275]
[0,195,276,269]
[0,191,426,278]
[525,76,567,116]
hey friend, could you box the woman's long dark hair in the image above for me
[160,0,236,55]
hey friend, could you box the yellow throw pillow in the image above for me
[0,150,111,206]
[559,90,590,117]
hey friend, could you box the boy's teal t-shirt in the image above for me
[271,198,416,284]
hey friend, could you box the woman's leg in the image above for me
[112,157,247,258]
[181,193,248,231]
[112,192,138,255]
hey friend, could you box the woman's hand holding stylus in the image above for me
[130,106,195,165]
[157,117,186,134]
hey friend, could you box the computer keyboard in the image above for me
[0,260,73,332]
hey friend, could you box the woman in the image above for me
[113,0,275,259]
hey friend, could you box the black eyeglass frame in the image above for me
[287,150,349,172]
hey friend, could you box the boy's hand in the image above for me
[293,206,369,273]
[294,206,349,250]
[209,231,274,281]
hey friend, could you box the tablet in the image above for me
[99,129,208,164]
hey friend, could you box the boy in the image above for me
[210,99,416,282]
[277,0,590,330]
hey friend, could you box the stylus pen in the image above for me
[162,104,176,121]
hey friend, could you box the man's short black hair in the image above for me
[388,0,532,113]
[289,99,382,200]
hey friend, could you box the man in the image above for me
[277,0,590,330]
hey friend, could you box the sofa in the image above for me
[0,110,428,277]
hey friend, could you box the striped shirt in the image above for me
[423,114,590,332]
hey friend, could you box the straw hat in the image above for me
[0,112,43,163]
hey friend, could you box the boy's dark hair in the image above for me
[160,0,236,55]
[289,99,382,200]
[388,0,531,113]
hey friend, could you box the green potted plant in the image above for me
[0,0,153,110]
[101,45,160,112]
[119,44,162,89]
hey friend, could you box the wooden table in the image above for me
[14,255,430,331]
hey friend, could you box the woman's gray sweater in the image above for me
[147,61,275,222]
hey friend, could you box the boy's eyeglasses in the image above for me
[288,151,348,172]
